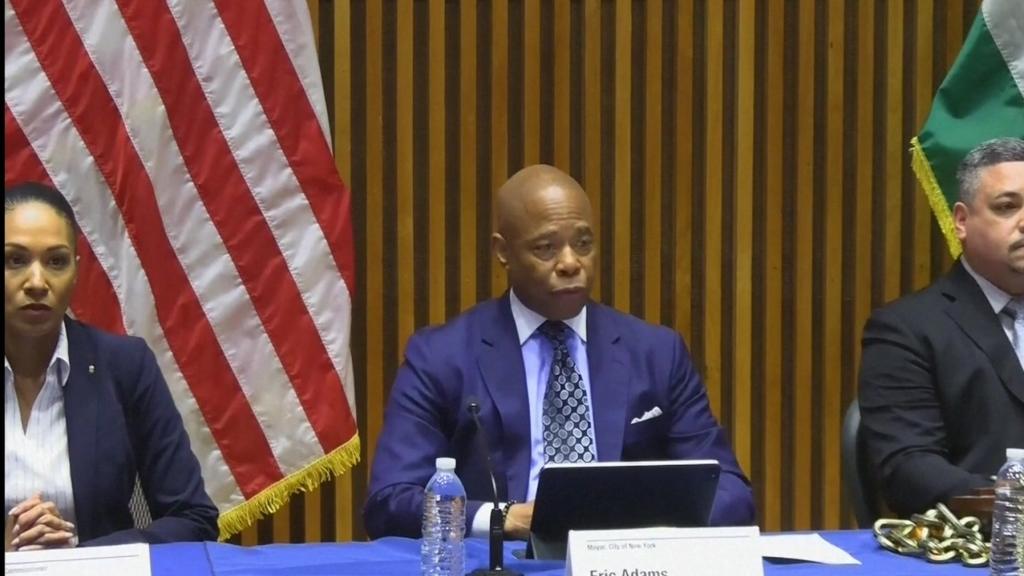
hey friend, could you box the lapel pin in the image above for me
[88,364,95,374]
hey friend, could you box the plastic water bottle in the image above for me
[421,457,466,576]
[990,448,1024,575]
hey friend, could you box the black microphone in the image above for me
[466,398,522,576]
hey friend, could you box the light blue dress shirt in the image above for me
[507,289,597,501]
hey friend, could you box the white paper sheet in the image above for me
[4,543,150,576]
[759,533,861,565]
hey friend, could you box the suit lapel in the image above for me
[943,262,1024,404]
[477,297,532,502]
[586,304,629,461]
[62,319,99,539]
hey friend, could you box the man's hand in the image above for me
[503,501,534,541]
[8,493,76,551]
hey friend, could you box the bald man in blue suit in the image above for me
[364,165,754,540]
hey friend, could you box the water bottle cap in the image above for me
[435,457,456,470]
[1008,448,1024,461]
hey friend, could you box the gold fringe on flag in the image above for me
[216,435,361,540]
[910,136,962,258]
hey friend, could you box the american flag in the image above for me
[4,0,358,538]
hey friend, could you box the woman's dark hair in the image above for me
[5,182,80,248]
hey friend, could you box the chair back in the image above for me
[842,399,881,527]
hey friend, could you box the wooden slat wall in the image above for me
[229,0,975,544]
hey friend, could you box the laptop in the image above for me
[528,459,721,560]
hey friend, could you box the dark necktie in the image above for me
[538,320,596,463]
[1003,299,1024,369]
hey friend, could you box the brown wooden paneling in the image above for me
[761,0,784,534]
[554,1,571,171]
[429,1,446,326]
[644,0,662,326]
[703,0,724,418]
[733,0,754,485]
[584,0,602,300]
[614,0,631,314]
[822,0,845,529]
[884,0,904,302]
[491,0,509,299]
[397,0,415,369]
[793,0,815,531]
[673,0,693,341]
[230,0,981,543]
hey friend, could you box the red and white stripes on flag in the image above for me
[4,0,359,538]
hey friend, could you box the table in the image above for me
[150,531,980,575]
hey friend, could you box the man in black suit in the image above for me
[858,137,1024,516]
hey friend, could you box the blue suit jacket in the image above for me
[364,296,754,538]
[62,319,218,545]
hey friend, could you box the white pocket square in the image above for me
[630,406,663,424]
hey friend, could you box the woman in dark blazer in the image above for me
[5,182,218,550]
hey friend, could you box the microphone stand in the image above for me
[467,400,523,576]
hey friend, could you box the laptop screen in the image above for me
[530,459,721,539]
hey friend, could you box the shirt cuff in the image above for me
[470,502,504,539]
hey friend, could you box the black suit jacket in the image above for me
[858,261,1024,516]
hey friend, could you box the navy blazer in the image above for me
[859,261,1024,515]
[62,319,218,545]
[364,296,754,539]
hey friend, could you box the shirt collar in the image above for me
[4,319,71,388]
[961,257,1015,316]
[509,289,588,346]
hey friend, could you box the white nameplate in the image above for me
[565,526,763,576]
[4,543,151,576]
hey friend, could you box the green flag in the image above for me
[911,0,1024,257]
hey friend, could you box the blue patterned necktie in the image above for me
[1004,299,1024,369]
[537,320,596,463]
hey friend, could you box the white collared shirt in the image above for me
[472,290,594,537]
[961,258,1018,348]
[4,321,78,530]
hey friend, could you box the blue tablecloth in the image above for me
[150,531,980,575]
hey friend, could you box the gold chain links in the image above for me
[873,503,990,567]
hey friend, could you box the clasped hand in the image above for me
[6,493,76,551]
